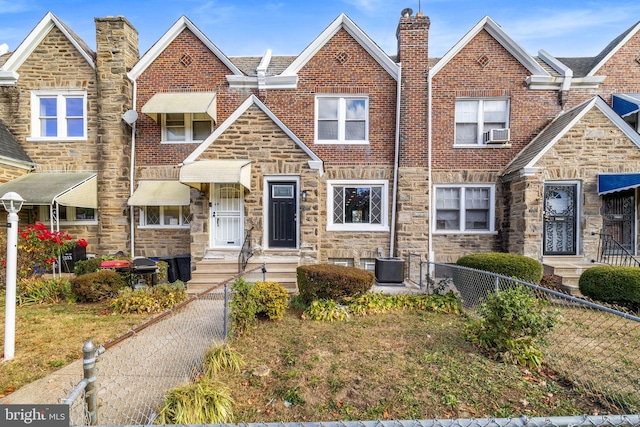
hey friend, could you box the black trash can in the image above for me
[61,246,87,273]
[375,257,405,283]
[159,256,179,283]
[175,254,192,282]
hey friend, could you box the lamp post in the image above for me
[2,191,24,361]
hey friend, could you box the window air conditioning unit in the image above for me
[484,128,510,144]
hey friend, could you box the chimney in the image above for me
[396,8,429,167]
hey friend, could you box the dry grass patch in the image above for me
[0,295,151,397]
[219,308,606,422]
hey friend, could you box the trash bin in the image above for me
[175,254,191,282]
[375,257,405,283]
[61,245,87,273]
[159,256,179,283]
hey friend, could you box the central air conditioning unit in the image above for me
[484,128,510,144]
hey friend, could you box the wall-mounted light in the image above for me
[301,190,307,202]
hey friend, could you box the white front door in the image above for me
[211,184,243,248]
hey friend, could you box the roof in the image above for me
[0,172,97,207]
[229,56,296,77]
[503,96,640,179]
[0,12,95,84]
[0,118,34,167]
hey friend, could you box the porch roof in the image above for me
[127,180,191,206]
[597,173,640,195]
[179,159,252,191]
[0,172,97,208]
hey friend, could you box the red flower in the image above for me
[77,239,88,248]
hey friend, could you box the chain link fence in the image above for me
[62,275,235,426]
[408,255,640,415]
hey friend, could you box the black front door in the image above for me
[268,182,297,248]
[543,183,578,255]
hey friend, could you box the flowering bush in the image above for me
[0,222,88,280]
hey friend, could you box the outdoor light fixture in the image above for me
[301,190,307,201]
[2,191,24,361]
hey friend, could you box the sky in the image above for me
[1,0,640,59]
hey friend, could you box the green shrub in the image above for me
[579,266,640,311]
[73,257,105,276]
[203,342,244,377]
[70,270,128,303]
[464,285,558,369]
[155,378,234,424]
[456,252,543,284]
[109,282,187,314]
[252,281,289,320]
[301,299,350,321]
[296,263,374,304]
[17,277,74,306]
[229,277,258,337]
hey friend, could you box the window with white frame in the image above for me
[455,99,509,145]
[316,96,368,144]
[434,185,495,232]
[30,91,87,140]
[162,113,212,143]
[141,205,191,227]
[40,205,97,224]
[327,180,388,231]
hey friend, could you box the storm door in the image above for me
[543,183,578,255]
[602,190,635,254]
[211,184,243,247]
[268,182,297,248]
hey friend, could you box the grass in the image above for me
[0,294,151,398]
[216,308,607,422]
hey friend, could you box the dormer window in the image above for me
[455,98,509,145]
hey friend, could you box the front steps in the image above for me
[542,256,604,296]
[186,251,300,295]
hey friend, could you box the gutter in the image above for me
[390,63,402,257]
[427,66,434,264]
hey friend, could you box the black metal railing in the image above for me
[593,232,640,267]
[238,227,254,273]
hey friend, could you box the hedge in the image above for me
[579,265,640,311]
[455,252,543,284]
[297,264,374,304]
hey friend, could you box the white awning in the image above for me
[180,160,252,191]
[141,92,217,122]
[0,172,97,208]
[127,180,191,206]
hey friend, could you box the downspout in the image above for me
[390,63,402,257]
[129,80,137,257]
[427,68,434,264]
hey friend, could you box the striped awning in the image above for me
[127,180,191,206]
[141,92,217,122]
[180,160,251,191]
[0,172,97,208]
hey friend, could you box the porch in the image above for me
[542,256,603,296]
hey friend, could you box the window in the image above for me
[40,205,97,224]
[328,258,354,267]
[360,258,376,272]
[327,180,388,231]
[162,113,212,142]
[316,96,368,144]
[455,99,508,145]
[141,205,191,227]
[434,185,495,233]
[30,91,87,140]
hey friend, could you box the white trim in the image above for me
[430,16,549,80]
[326,179,389,232]
[542,181,581,256]
[263,175,301,250]
[588,22,640,76]
[127,16,243,81]
[210,183,244,249]
[454,97,509,146]
[29,90,87,141]
[160,112,213,143]
[40,205,98,225]
[281,13,399,80]
[314,95,369,144]
[139,205,191,229]
[0,12,95,85]
[432,183,496,234]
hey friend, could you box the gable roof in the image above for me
[0,118,35,169]
[127,15,244,81]
[183,94,323,174]
[281,13,399,80]
[430,16,549,79]
[502,96,640,179]
[0,12,95,85]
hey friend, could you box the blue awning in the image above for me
[598,173,640,195]
[612,94,640,118]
